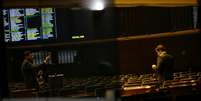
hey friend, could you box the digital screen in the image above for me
[3,8,57,42]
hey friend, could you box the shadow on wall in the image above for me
[96,60,117,76]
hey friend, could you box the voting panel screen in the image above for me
[3,8,57,42]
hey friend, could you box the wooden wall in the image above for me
[117,33,201,74]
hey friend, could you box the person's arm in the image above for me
[152,56,160,70]
[43,54,51,64]
[29,62,39,69]
[27,54,51,70]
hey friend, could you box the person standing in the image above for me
[21,51,50,89]
[152,44,174,84]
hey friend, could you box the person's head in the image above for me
[155,44,167,56]
[24,51,33,61]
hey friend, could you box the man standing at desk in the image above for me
[152,44,174,84]
[21,51,50,89]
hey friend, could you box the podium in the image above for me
[48,73,64,96]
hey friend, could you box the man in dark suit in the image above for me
[21,51,50,89]
[152,44,174,83]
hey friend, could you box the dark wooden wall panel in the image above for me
[115,7,193,36]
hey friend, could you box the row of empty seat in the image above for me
[8,71,201,97]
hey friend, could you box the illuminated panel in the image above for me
[33,51,52,65]
[27,28,40,40]
[3,9,11,42]
[3,8,57,42]
[41,8,55,39]
[26,8,41,40]
[9,8,25,42]
[25,8,40,16]
[58,50,78,64]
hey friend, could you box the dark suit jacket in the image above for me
[157,53,174,81]
[21,59,39,89]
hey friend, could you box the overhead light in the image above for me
[90,0,105,11]
[83,0,106,11]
